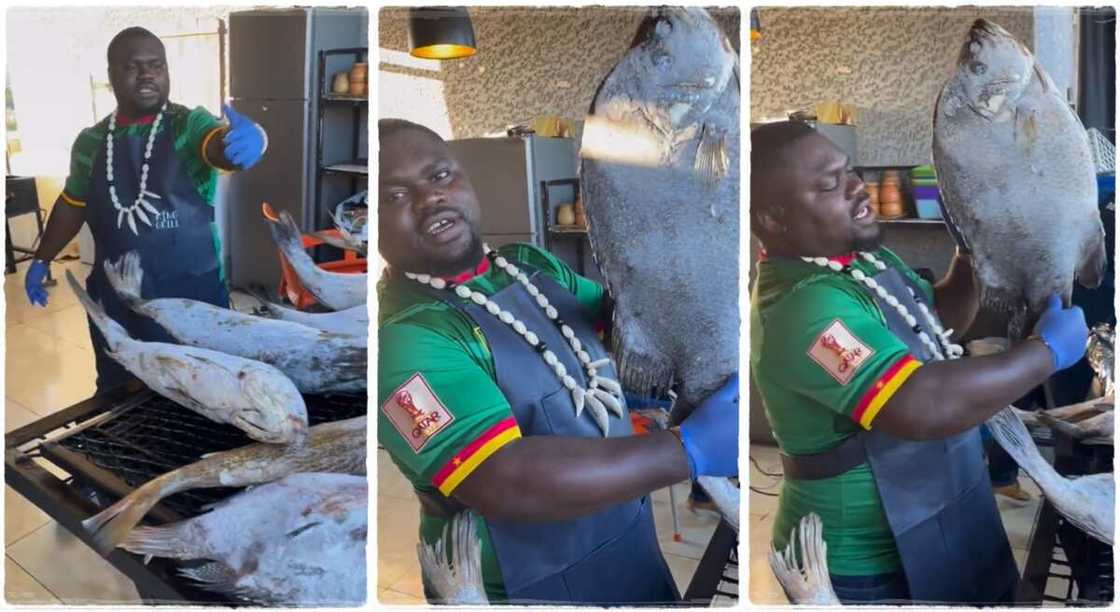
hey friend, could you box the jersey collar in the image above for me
[114,112,159,127]
[438,255,490,284]
[757,248,859,267]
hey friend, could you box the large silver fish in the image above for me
[253,297,369,338]
[987,407,1114,545]
[65,270,308,445]
[580,7,739,415]
[932,19,1107,338]
[105,252,367,394]
[81,415,365,554]
[417,511,488,605]
[262,203,367,311]
[120,472,367,606]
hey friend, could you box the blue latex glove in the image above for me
[24,259,49,307]
[1033,294,1088,371]
[222,104,266,169]
[678,373,739,478]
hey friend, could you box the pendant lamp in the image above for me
[750,8,761,42]
[409,7,477,60]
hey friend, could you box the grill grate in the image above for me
[55,393,365,518]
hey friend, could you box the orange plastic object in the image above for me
[262,202,367,310]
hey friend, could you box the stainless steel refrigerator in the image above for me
[224,7,367,292]
[447,135,597,279]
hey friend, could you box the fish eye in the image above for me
[652,50,673,69]
[654,18,673,38]
[969,61,987,76]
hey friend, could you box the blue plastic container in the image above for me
[915,199,942,219]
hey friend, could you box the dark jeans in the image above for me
[980,423,1019,487]
[830,572,910,604]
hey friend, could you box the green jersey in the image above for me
[61,102,223,209]
[378,243,605,601]
[751,247,934,576]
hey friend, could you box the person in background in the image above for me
[24,26,267,391]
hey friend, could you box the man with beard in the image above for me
[24,27,266,391]
[377,118,739,605]
[749,121,1087,605]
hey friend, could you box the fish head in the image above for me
[952,19,1034,119]
[235,365,309,444]
[631,8,736,127]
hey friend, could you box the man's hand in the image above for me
[25,259,49,307]
[679,373,739,478]
[1033,294,1089,372]
[222,104,267,170]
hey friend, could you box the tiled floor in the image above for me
[376,448,726,605]
[4,259,142,604]
[747,441,1070,606]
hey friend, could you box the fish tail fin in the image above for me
[65,270,130,350]
[695,124,729,183]
[103,251,144,307]
[1077,225,1107,290]
[121,521,201,559]
[987,407,1046,470]
[81,476,176,555]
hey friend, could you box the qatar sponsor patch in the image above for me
[807,319,874,385]
[382,373,455,452]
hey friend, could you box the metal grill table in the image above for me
[1016,427,1113,605]
[683,519,739,606]
[5,381,366,605]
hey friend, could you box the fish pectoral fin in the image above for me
[1076,230,1108,290]
[695,123,729,184]
[1014,107,1039,149]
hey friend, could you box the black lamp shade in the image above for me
[408,7,477,60]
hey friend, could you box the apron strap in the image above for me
[780,433,867,480]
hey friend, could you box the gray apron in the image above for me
[861,266,1019,604]
[414,265,679,604]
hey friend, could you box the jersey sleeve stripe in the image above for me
[852,355,921,429]
[432,417,521,496]
[59,191,86,207]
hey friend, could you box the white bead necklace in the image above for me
[404,244,625,436]
[106,103,167,235]
[803,252,964,361]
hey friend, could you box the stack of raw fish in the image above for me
[68,209,368,606]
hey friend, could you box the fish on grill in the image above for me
[932,19,1107,339]
[417,511,488,605]
[121,473,367,606]
[580,7,740,522]
[82,415,365,554]
[1036,395,1114,442]
[104,251,366,394]
[65,270,308,445]
[252,297,368,338]
[768,513,840,605]
[987,407,1114,545]
[262,203,367,311]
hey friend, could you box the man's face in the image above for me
[378,129,483,276]
[766,132,879,256]
[108,36,169,117]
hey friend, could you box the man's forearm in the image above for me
[877,339,1053,440]
[453,430,691,522]
[33,197,86,262]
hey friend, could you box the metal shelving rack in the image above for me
[315,47,367,231]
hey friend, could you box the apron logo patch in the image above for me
[153,210,179,230]
[807,319,874,385]
[382,373,455,452]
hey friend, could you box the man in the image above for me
[749,121,1087,604]
[378,118,738,604]
[24,27,266,391]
